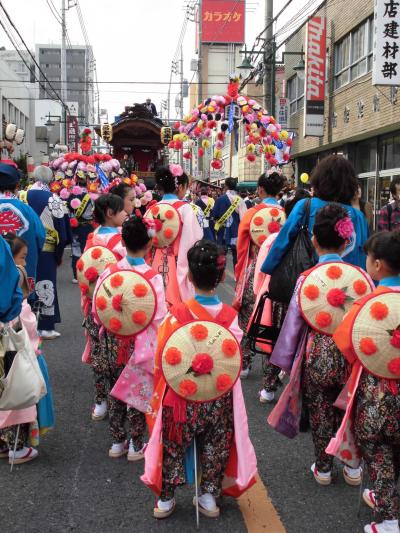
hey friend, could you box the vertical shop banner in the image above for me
[67,116,79,151]
[201,0,245,43]
[372,0,400,85]
[276,98,289,129]
[304,16,327,137]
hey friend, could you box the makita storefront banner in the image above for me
[304,16,327,137]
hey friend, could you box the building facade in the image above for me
[285,0,400,209]
[35,44,95,125]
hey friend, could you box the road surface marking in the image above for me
[237,474,285,532]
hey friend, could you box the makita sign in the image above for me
[304,16,327,137]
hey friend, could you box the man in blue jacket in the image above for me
[0,161,45,287]
[212,177,247,268]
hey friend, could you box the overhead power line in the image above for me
[0,0,69,110]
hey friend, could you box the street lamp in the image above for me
[282,47,306,81]
[237,56,255,79]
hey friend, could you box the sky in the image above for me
[0,0,322,121]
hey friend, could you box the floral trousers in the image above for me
[84,312,107,405]
[354,374,400,521]
[0,423,29,451]
[262,301,289,392]
[160,393,234,501]
[302,332,348,473]
[239,261,256,371]
[99,331,145,445]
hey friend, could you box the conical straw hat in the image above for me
[76,245,118,298]
[249,205,286,246]
[145,202,182,248]
[161,320,242,402]
[351,291,400,379]
[94,268,157,337]
[298,262,374,335]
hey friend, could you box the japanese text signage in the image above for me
[276,98,289,129]
[372,0,400,85]
[201,0,245,44]
[304,16,327,137]
[67,116,79,152]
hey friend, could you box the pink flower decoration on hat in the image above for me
[169,164,183,177]
[335,217,354,240]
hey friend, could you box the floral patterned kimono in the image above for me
[141,296,257,501]
[268,253,350,473]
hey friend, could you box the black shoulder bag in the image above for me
[268,198,316,304]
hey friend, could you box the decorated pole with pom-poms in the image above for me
[80,128,92,154]
[167,75,292,174]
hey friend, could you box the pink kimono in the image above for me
[81,227,126,364]
[0,301,38,429]
[107,257,168,413]
[249,233,278,352]
[149,200,203,308]
[142,300,258,497]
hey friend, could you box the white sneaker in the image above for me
[108,441,128,458]
[40,330,60,340]
[9,446,38,465]
[154,498,176,519]
[127,440,146,462]
[363,488,376,509]
[364,520,400,533]
[72,278,78,284]
[91,400,107,420]
[194,493,220,518]
[343,465,362,486]
[259,389,275,403]
[240,368,250,379]
[311,463,332,485]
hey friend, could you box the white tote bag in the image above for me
[0,325,47,410]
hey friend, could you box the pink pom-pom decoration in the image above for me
[60,188,70,200]
[139,183,147,192]
[169,164,183,177]
[143,191,153,202]
[72,185,83,195]
[70,198,81,209]
[335,217,354,240]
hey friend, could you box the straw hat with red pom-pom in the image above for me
[249,206,286,247]
[351,291,400,379]
[298,262,374,335]
[144,202,182,249]
[76,246,118,298]
[161,320,241,402]
[93,268,157,338]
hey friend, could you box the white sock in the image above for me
[157,498,174,511]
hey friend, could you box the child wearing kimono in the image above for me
[234,172,284,382]
[332,231,400,533]
[142,240,257,519]
[0,234,55,464]
[149,165,203,308]
[81,194,127,421]
[94,216,167,460]
[252,188,310,402]
[269,204,365,486]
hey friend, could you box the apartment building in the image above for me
[285,0,400,208]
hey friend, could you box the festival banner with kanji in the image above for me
[201,0,245,44]
[372,0,400,85]
[303,16,327,137]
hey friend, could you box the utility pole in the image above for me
[61,0,67,145]
[180,44,184,119]
[264,0,274,115]
[198,0,203,176]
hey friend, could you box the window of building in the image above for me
[334,17,373,90]
[287,75,304,115]
[380,133,400,170]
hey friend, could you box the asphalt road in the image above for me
[0,258,377,533]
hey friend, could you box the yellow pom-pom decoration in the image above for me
[300,173,309,184]
[202,139,210,149]
[173,134,180,141]
[246,143,256,154]
[214,149,222,159]
[280,130,289,140]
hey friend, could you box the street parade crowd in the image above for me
[0,152,400,533]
